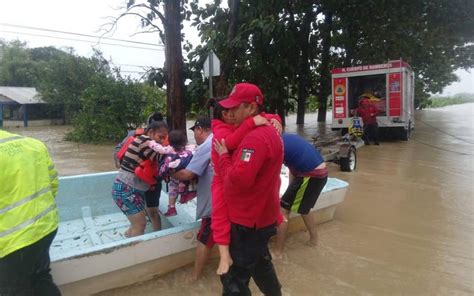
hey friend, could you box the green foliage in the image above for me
[37,49,111,123]
[0,40,36,86]
[66,76,166,143]
[185,0,474,120]
[0,40,167,143]
[423,93,474,109]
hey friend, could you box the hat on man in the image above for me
[219,83,264,109]
[190,116,211,131]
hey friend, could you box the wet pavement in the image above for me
[5,104,474,295]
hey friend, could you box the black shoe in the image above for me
[374,142,380,145]
[364,141,370,145]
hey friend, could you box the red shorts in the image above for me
[197,217,215,248]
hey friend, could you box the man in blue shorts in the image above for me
[273,133,328,259]
[172,117,214,281]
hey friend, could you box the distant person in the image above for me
[0,130,61,295]
[156,130,197,217]
[114,112,168,232]
[213,83,283,296]
[352,97,380,145]
[112,121,168,237]
[171,117,214,281]
[272,133,328,260]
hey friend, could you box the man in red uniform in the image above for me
[213,83,283,296]
[353,97,380,145]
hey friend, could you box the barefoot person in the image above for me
[171,117,213,281]
[273,133,328,259]
[114,112,168,232]
[112,121,168,237]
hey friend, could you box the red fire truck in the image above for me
[331,60,415,140]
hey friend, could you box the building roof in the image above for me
[0,87,45,104]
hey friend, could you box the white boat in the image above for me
[51,169,348,295]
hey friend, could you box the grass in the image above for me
[427,93,474,108]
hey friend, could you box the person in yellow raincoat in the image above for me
[0,130,61,295]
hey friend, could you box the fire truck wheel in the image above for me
[340,147,357,172]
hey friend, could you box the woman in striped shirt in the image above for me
[112,121,169,237]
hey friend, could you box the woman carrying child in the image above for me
[111,121,169,237]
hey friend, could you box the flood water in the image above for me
[5,104,474,295]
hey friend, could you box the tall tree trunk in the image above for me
[317,10,333,123]
[296,4,314,125]
[164,0,186,131]
[215,0,241,97]
[343,25,355,67]
[276,88,286,127]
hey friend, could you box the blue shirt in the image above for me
[186,133,213,219]
[282,133,324,173]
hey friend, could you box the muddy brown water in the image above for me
[5,104,474,295]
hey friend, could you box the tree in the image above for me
[109,0,189,131]
[331,0,474,109]
[0,40,36,87]
[67,75,166,143]
[37,49,110,123]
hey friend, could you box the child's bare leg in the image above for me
[169,196,177,207]
[302,213,318,246]
[273,208,290,259]
[216,245,233,275]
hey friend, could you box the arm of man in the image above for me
[172,169,196,181]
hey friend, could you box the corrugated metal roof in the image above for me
[0,87,45,104]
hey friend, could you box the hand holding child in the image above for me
[214,139,228,156]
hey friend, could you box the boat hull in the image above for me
[50,171,348,295]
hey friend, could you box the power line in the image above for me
[121,70,147,73]
[0,30,164,52]
[113,63,159,68]
[0,22,163,48]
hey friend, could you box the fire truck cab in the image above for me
[331,60,415,140]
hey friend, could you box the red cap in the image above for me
[219,83,264,109]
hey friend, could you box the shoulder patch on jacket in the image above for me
[241,148,254,162]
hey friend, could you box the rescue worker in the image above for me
[272,133,328,259]
[352,97,380,145]
[0,130,61,295]
[213,83,283,296]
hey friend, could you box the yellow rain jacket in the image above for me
[0,130,59,258]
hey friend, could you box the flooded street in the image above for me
[5,104,474,295]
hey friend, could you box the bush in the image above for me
[66,75,166,143]
[426,94,474,108]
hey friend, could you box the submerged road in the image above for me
[7,104,474,295]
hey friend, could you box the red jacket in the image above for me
[356,99,379,125]
[215,124,283,245]
[211,114,282,245]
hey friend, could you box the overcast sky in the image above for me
[0,0,472,95]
